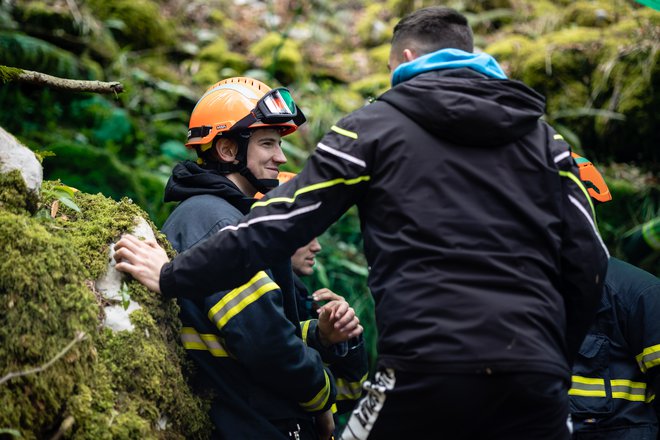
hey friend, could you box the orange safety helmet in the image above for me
[572,152,612,204]
[254,171,297,199]
[186,77,301,150]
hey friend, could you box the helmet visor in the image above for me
[261,89,296,117]
[233,87,306,132]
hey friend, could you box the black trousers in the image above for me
[341,369,570,440]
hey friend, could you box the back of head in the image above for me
[391,6,474,58]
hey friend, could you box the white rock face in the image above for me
[97,217,157,332]
[0,126,43,194]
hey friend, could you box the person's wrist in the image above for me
[317,326,332,348]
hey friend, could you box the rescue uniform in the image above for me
[161,161,339,439]
[571,257,660,439]
[159,50,609,439]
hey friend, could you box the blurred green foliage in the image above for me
[0,0,658,378]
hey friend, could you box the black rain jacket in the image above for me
[161,68,609,379]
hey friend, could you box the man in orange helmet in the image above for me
[569,154,660,440]
[159,77,362,439]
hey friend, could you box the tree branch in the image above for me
[0,331,87,386]
[0,66,123,94]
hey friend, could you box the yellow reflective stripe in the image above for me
[180,327,229,357]
[300,371,331,412]
[336,373,367,401]
[331,403,337,414]
[301,320,312,344]
[331,125,358,139]
[636,344,660,372]
[569,375,606,397]
[569,377,655,403]
[252,175,371,208]
[559,170,596,221]
[554,134,564,140]
[611,379,648,402]
[573,376,606,385]
[208,272,278,330]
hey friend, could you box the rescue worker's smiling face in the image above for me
[291,238,322,277]
[247,128,286,181]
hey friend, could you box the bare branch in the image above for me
[0,331,87,386]
[1,66,123,95]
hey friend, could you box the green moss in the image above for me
[198,38,249,72]
[249,32,305,84]
[14,1,83,36]
[356,4,392,47]
[485,35,535,76]
[84,0,174,49]
[349,73,391,98]
[0,170,38,214]
[367,44,391,70]
[0,211,98,439]
[561,1,618,27]
[0,182,211,438]
[0,65,22,84]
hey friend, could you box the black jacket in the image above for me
[161,69,609,379]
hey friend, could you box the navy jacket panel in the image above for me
[571,258,660,438]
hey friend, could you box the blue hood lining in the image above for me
[391,48,507,86]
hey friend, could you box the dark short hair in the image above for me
[392,6,474,57]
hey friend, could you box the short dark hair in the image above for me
[392,7,474,58]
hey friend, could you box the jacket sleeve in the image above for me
[552,131,609,362]
[327,337,369,415]
[202,271,336,414]
[161,116,372,299]
[300,320,369,414]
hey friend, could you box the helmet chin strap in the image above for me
[204,132,280,195]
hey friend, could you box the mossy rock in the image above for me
[0,178,211,438]
[83,0,174,50]
[13,1,84,37]
[198,38,249,73]
[484,34,535,77]
[249,32,305,85]
[0,169,38,215]
[11,1,119,62]
[349,73,391,98]
[560,1,618,28]
[356,3,392,48]
[367,43,391,70]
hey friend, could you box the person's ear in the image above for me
[402,48,417,63]
[215,138,238,163]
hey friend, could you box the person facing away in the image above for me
[115,7,609,440]
[159,77,362,440]
[569,154,660,439]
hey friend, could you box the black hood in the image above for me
[164,161,255,214]
[378,68,546,147]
